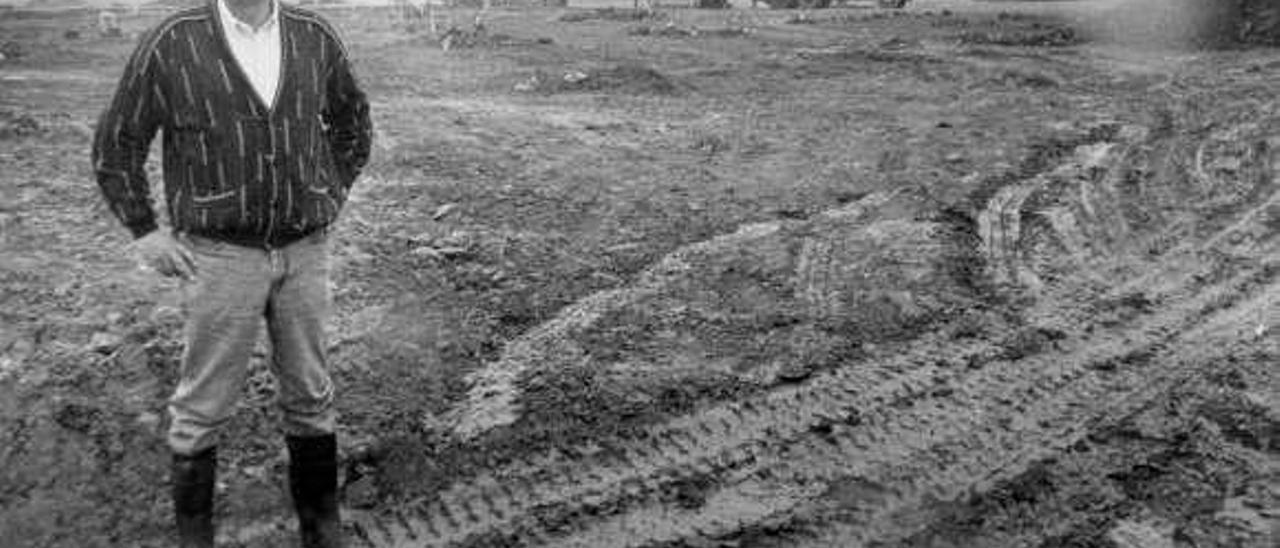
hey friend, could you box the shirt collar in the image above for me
[218,0,278,36]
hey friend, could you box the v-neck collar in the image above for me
[210,0,287,116]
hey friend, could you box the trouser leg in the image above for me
[267,233,336,439]
[168,238,270,455]
[166,237,269,546]
[268,234,341,547]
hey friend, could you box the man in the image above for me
[92,0,371,546]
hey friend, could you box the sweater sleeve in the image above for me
[322,34,372,191]
[92,32,166,239]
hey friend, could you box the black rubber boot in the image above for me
[172,447,216,548]
[287,434,343,548]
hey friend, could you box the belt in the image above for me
[183,226,327,250]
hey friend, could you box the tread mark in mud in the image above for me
[353,132,1278,546]
[352,260,1276,547]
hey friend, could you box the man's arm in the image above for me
[92,32,195,280]
[92,32,165,239]
[322,34,372,191]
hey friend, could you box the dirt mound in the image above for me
[958,25,1081,47]
[448,188,984,440]
[946,11,1085,47]
[439,24,553,50]
[761,0,833,9]
[627,23,752,39]
[558,8,663,23]
[514,64,681,95]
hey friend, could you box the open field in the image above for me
[1,1,1277,546]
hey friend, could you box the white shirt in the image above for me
[217,0,282,109]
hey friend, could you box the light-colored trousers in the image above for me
[168,232,337,455]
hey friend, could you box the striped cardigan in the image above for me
[92,0,372,248]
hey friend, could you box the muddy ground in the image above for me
[1,1,1277,546]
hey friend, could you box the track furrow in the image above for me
[798,277,1278,547]
[538,260,1278,548]
[353,336,1000,546]
[980,176,1048,288]
[351,122,1277,548]
[585,169,1279,542]
[354,239,1276,548]
[1041,205,1099,269]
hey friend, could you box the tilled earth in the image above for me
[1,1,1277,547]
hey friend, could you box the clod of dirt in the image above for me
[879,36,922,51]
[53,401,105,435]
[990,68,1063,89]
[785,13,818,25]
[432,202,459,221]
[1197,394,1280,452]
[1,40,23,60]
[86,331,123,355]
[1108,518,1177,548]
[0,111,41,139]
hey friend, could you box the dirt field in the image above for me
[1,1,1277,546]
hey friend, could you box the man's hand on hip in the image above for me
[130,231,196,281]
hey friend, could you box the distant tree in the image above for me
[1240,0,1280,44]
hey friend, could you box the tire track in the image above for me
[352,235,1276,548]
[979,175,1047,289]
[352,128,1278,547]
[539,255,1279,548]
[899,336,1280,548]
[353,331,1001,547]
[787,272,1279,548]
